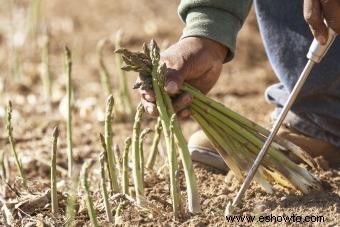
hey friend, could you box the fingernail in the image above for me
[166,81,178,94]
[181,109,191,118]
[317,35,326,45]
[144,94,155,102]
[146,106,154,114]
[185,94,192,103]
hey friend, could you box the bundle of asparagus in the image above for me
[116,40,321,214]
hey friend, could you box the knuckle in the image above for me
[304,12,317,25]
[328,19,340,33]
[320,0,331,4]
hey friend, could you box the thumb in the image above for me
[160,50,191,95]
[164,67,186,95]
[304,0,328,44]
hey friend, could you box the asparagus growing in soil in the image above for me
[114,202,124,225]
[169,115,181,219]
[146,117,162,169]
[114,144,122,178]
[41,35,52,108]
[27,0,42,37]
[99,152,113,223]
[81,160,99,227]
[6,101,27,189]
[122,137,132,195]
[139,128,152,185]
[0,151,6,180]
[131,103,145,205]
[114,31,133,116]
[96,38,113,96]
[66,174,78,227]
[104,95,120,192]
[51,126,59,213]
[64,46,73,178]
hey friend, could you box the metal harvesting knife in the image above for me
[226,27,337,215]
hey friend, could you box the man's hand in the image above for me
[139,37,227,118]
[304,0,340,44]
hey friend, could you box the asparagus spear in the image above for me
[146,117,162,169]
[6,101,27,189]
[122,137,132,195]
[51,126,59,213]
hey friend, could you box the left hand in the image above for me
[304,0,340,44]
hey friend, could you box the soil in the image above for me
[0,0,339,226]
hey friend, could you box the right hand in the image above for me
[139,36,228,118]
[304,0,340,44]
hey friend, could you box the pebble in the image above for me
[254,204,266,212]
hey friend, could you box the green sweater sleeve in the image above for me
[178,0,252,62]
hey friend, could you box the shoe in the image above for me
[188,128,340,171]
[278,126,340,168]
[188,130,229,172]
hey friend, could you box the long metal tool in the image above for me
[226,27,337,215]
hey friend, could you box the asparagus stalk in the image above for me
[0,151,7,180]
[41,35,52,108]
[51,126,59,213]
[114,144,122,179]
[66,173,78,227]
[132,103,145,205]
[27,0,42,37]
[81,160,100,227]
[114,31,133,116]
[122,137,132,195]
[99,152,113,223]
[96,38,113,96]
[6,101,27,189]
[64,46,73,178]
[104,95,120,192]
[139,128,152,185]
[169,115,181,219]
[146,117,162,169]
[114,202,124,225]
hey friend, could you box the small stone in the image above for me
[202,199,210,206]
[254,204,266,212]
[280,196,287,201]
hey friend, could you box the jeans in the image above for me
[254,0,340,147]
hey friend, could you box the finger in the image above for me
[139,89,156,102]
[172,92,193,112]
[320,0,340,34]
[177,108,192,120]
[160,56,186,95]
[141,98,158,117]
[304,0,328,44]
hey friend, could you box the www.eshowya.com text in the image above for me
[226,213,325,223]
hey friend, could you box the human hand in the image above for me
[304,0,340,44]
[139,37,227,118]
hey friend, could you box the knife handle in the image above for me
[307,27,337,63]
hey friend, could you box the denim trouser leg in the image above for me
[254,0,340,147]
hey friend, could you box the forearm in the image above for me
[178,0,252,62]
